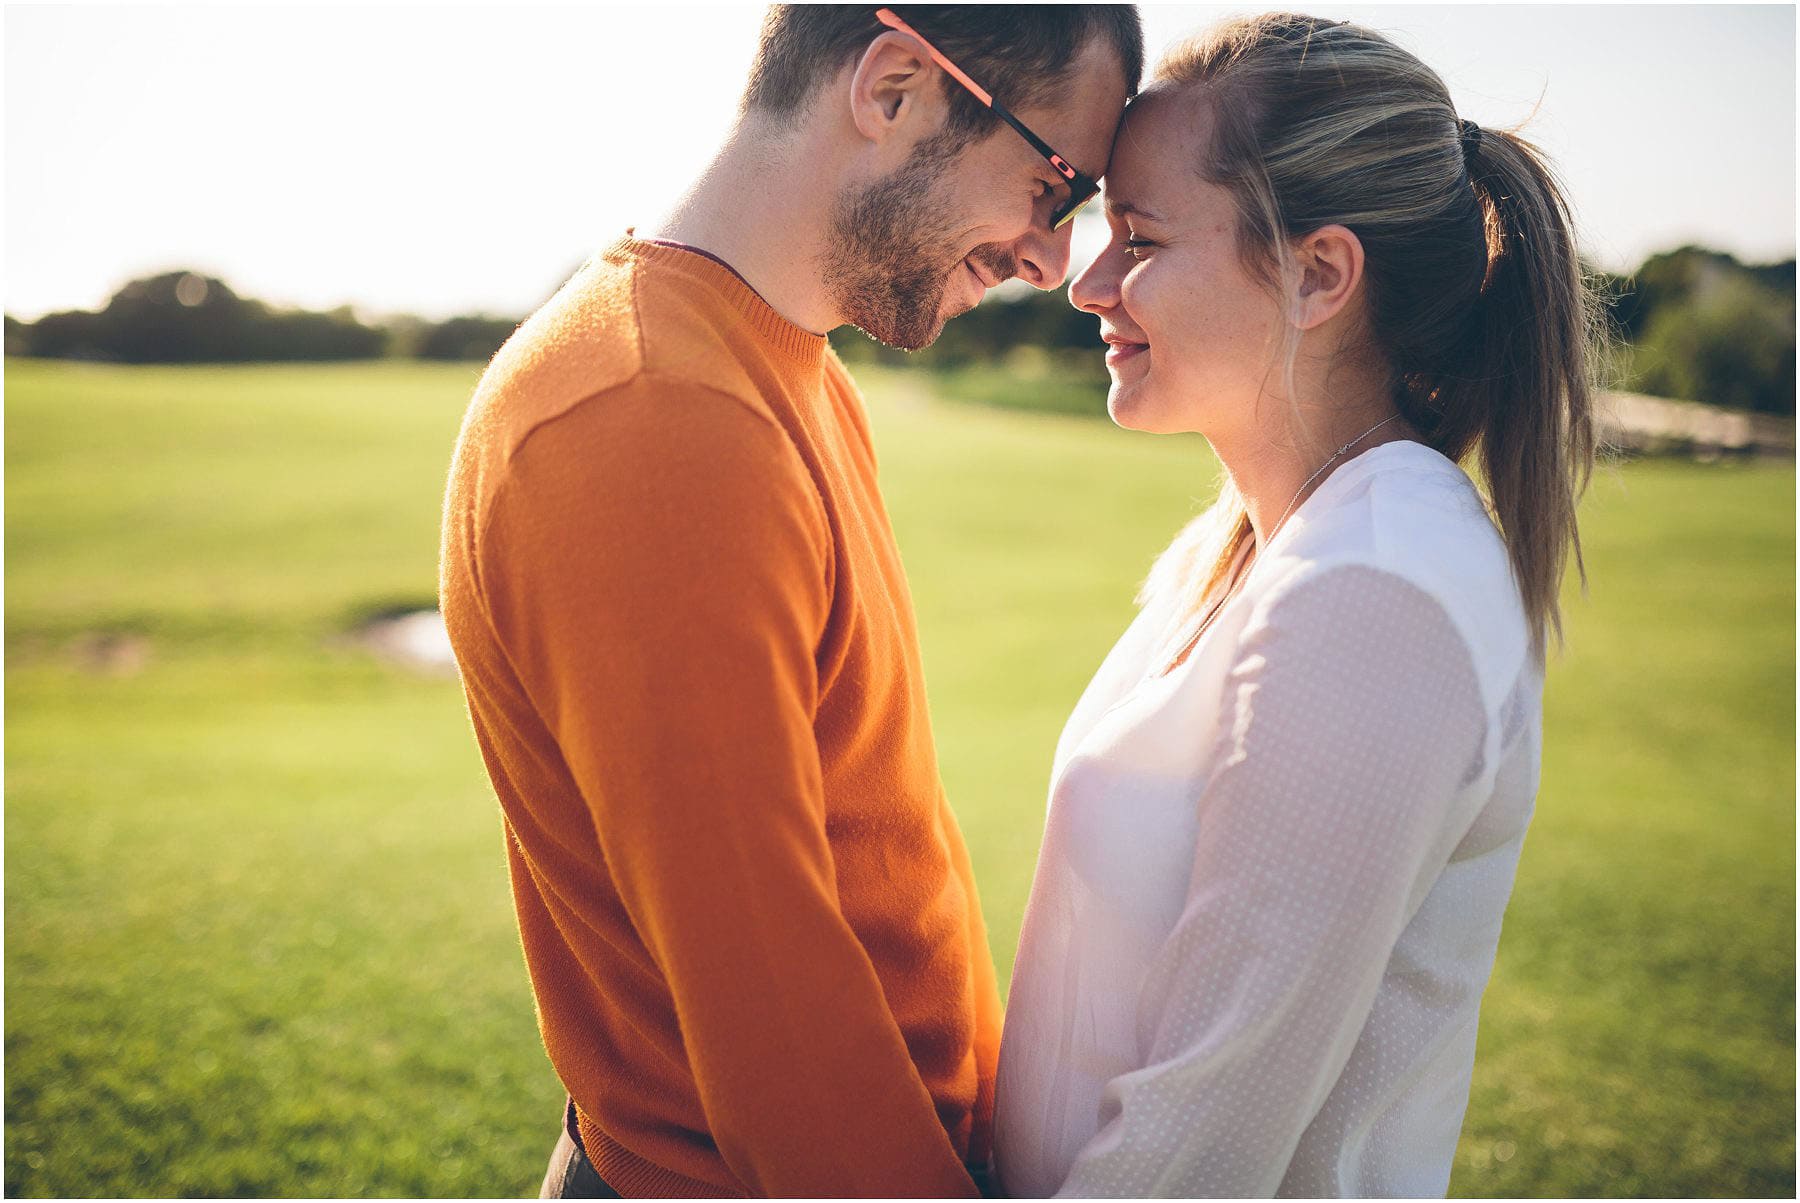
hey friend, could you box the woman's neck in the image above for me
[1211,359,1420,550]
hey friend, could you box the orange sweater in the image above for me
[439,235,1002,1198]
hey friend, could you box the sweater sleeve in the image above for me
[1055,564,1490,1198]
[477,376,980,1199]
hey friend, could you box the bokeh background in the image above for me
[5,3,1795,1197]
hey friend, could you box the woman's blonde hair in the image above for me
[1138,13,1603,659]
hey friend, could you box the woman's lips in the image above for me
[1104,339,1148,366]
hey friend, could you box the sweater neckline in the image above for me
[602,231,828,368]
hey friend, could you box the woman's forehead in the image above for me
[1120,83,1216,153]
[1105,85,1214,208]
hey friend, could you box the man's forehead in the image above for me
[1013,40,1132,177]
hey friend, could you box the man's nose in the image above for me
[1011,221,1075,291]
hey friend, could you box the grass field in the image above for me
[5,358,1794,1197]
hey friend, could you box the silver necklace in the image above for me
[1267,412,1403,542]
[1155,411,1403,677]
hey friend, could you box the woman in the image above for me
[992,13,1598,1198]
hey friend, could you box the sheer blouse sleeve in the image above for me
[1055,563,1491,1198]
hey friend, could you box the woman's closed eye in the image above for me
[1123,236,1157,259]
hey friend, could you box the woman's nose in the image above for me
[1069,244,1123,315]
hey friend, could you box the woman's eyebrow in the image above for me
[1105,197,1165,222]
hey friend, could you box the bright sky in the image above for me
[5,3,1795,322]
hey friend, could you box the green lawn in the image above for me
[5,358,1794,1197]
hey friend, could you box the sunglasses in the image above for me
[873,8,1100,230]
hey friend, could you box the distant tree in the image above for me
[1631,273,1796,413]
[20,308,112,360]
[416,315,520,362]
[250,304,388,361]
[381,314,432,359]
[1748,259,1796,298]
[6,271,388,362]
[95,272,255,361]
[1612,247,1796,413]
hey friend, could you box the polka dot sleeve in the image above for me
[1054,564,1490,1198]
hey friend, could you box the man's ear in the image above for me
[847,31,938,143]
[1289,224,1365,331]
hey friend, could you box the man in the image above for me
[439,6,1140,1197]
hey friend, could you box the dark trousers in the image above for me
[540,1098,622,1199]
[539,1096,993,1198]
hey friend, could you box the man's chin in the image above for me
[897,292,975,350]
[948,293,982,323]
[836,268,962,351]
[849,312,950,354]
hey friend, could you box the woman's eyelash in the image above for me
[1123,237,1156,258]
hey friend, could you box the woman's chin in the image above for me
[1106,380,1165,433]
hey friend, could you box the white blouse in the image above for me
[992,441,1544,1199]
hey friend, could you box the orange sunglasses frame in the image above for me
[873,8,1100,230]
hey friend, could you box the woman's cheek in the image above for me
[1119,267,1156,335]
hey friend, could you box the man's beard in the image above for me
[821,135,1016,352]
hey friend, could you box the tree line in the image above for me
[4,245,1793,414]
[1,272,520,365]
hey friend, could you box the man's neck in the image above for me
[638,120,843,337]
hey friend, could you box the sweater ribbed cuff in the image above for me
[579,1108,747,1199]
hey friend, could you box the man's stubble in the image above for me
[822,130,1017,352]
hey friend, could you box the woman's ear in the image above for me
[1289,224,1365,331]
[848,32,935,142]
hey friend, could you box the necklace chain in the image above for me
[1268,412,1402,542]
[1155,412,1403,678]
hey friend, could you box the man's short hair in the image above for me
[743,5,1145,145]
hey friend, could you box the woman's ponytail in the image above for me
[1439,126,1600,657]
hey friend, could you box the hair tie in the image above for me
[1458,118,1483,163]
